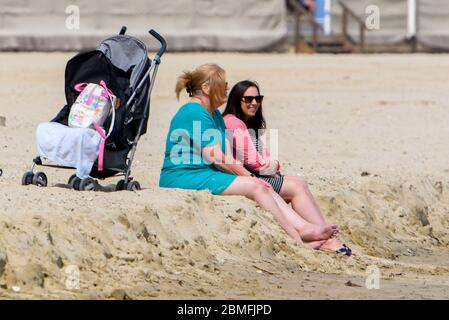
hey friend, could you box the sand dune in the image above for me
[1,52,449,299]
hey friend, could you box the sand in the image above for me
[0,52,449,299]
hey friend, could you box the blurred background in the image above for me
[2,1,449,300]
[0,0,447,53]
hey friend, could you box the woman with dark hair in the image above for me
[160,65,338,248]
[223,80,353,256]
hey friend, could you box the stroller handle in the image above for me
[149,29,167,59]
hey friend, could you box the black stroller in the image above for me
[21,27,166,191]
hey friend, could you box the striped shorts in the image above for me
[256,172,284,194]
[248,133,284,194]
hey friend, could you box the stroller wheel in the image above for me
[32,172,48,187]
[21,171,34,185]
[0,168,2,176]
[68,174,77,185]
[79,177,97,191]
[127,180,141,191]
[116,179,126,191]
[69,175,82,190]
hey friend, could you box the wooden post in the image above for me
[359,23,365,53]
[412,36,417,53]
[412,0,419,53]
[290,0,323,54]
[342,8,348,47]
[294,12,300,53]
[339,1,368,53]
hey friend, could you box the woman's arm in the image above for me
[256,139,280,175]
[224,116,280,176]
[202,143,252,176]
[258,159,280,176]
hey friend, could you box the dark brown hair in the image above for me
[223,80,266,134]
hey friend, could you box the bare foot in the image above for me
[298,223,338,242]
[320,237,343,251]
[304,240,327,249]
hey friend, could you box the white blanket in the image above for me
[36,122,101,179]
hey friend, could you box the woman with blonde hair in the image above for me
[160,63,338,246]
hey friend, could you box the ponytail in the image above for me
[174,63,227,108]
[175,71,195,100]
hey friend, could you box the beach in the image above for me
[1,52,449,299]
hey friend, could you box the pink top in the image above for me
[223,114,279,173]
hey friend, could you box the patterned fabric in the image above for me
[69,81,115,130]
[249,132,284,194]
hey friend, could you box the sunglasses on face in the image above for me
[242,95,264,104]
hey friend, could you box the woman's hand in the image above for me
[258,178,273,189]
[258,160,279,176]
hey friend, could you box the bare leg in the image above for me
[280,176,327,225]
[268,187,337,240]
[279,176,345,251]
[220,176,337,244]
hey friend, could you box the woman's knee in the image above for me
[247,178,271,198]
[292,176,309,192]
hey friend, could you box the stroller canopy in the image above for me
[97,35,150,90]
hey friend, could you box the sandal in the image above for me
[336,244,353,256]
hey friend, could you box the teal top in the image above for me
[159,102,237,195]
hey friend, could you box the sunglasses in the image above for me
[242,95,264,104]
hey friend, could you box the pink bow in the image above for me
[74,80,114,105]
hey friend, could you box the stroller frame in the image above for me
[22,27,167,191]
